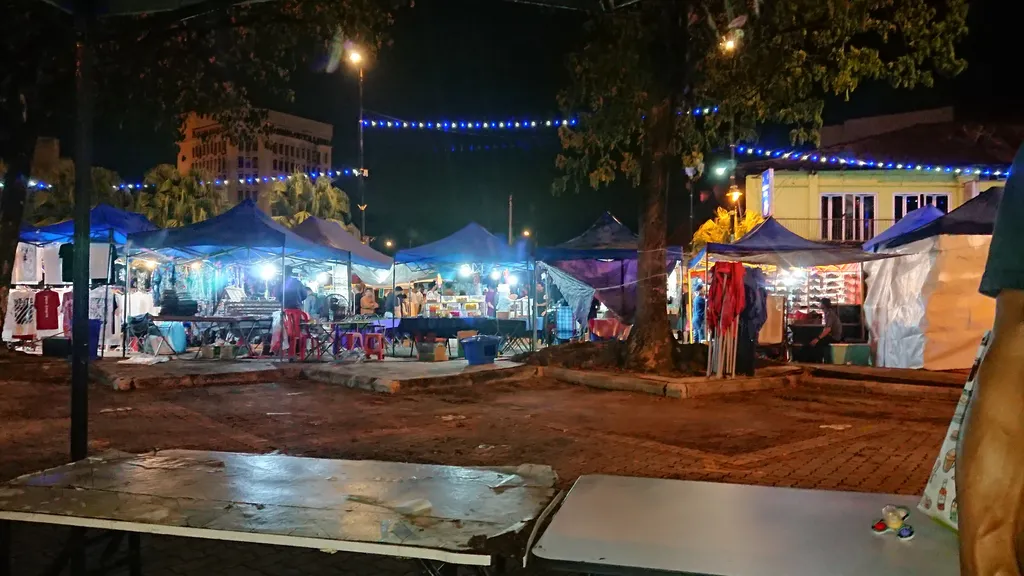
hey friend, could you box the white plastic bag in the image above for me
[918,330,992,530]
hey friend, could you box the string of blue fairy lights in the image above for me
[0,169,365,192]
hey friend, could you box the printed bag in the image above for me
[918,330,993,530]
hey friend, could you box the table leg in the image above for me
[0,520,9,576]
[128,533,141,576]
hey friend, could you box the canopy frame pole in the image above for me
[391,261,397,357]
[99,229,114,358]
[347,252,353,317]
[278,246,285,362]
[529,257,537,352]
[122,240,131,358]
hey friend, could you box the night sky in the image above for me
[89,0,1021,249]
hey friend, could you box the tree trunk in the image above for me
[0,86,39,346]
[626,99,675,373]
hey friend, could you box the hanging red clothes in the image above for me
[707,262,746,333]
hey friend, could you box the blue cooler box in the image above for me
[461,335,502,366]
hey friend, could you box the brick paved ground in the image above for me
[0,357,958,575]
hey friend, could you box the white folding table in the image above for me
[0,450,557,576]
[532,475,960,575]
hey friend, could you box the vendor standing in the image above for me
[359,287,378,315]
[282,267,307,310]
[808,297,842,362]
[692,285,707,343]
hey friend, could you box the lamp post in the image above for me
[348,49,367,240]
[727,179,742,241]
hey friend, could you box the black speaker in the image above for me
[42,337,71,358]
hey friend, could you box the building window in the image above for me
[252,157,258,169]
[237,157,244,168]
[894,193,950,221]
[820,193,876,242]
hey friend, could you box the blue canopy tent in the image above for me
[880,187,1003,250]
[128,200,346,263]
[394,222,527,265]
[863,206,945,252]
[127,201,352,358]
[538,212,643,261]
[704,217,892,267]
[393,222,535,352]
[20,203,157,246]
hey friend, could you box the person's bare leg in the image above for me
[959,289,1024,576]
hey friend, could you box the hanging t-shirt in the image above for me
[41,245,63,284]
[8,289,36,337]
[61,291,74,336]
[34,289,60,331]
[13,244,40,285]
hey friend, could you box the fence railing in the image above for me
[774,218,897,243]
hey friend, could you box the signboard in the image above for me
[760,168,774,217]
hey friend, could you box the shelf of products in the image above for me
[423,295,486,318]
[767,265,862,318]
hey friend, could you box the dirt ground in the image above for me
[1,356,955,495]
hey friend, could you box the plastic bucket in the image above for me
[461,335,502,366]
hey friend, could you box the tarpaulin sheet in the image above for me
[863,206,945,252]
[551,259,637,323]
[540,263,595,327]
[20,204,157,246]
[863,235,994,370]
[293,217,392,268]
[883,188,1003,249]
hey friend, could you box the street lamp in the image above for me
[347,47,367,239]
[384,239,393,248]
[727,181,743,240]
[522,229,531,237]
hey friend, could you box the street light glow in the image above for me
[727,185,742,204]
[522,229,531,237]
[385,239,393,248]
[348,51,363,65]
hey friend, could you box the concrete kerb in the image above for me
[538,365,964,400]
[94,363,304,392]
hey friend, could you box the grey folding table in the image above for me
[0,450,557,575]
[532,475,960,575]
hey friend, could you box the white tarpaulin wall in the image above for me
[863,235,994,370]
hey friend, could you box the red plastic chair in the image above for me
[283,309,309,359]
[339,331,364,351]
[364,332,385,360]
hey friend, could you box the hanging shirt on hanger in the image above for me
[13,244,40,285]
[7,289,36,337]
[59,243,116,282]
[35,289,61,331]
[41,245,63,284]
[61,291,74,336]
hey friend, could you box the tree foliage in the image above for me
[135,164,226,227]
[555,0,967,371]
[24,159,131,225]
[691,207,764,251]
[555,0,968,193]
[270,173,358,234]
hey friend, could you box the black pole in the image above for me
[71,0,94,464]
[357,67,365,237]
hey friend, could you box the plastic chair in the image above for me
[283,309,309,359]
[339,331,364,351]
[364,333,385,360]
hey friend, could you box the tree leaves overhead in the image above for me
[554,0,969,194]
[137,164,226,227]
[691,206,763,251]
[270,172,355,229]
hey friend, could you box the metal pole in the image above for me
[123,241,130,357]
[529,257,536,352]
[278,248,285,361]
[70,0,94,465]
[347,252,353,316]
[99,229,112,357]
[507,195,513,245]
[358,67,366,238]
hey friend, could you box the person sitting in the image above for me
[807,297,842,363]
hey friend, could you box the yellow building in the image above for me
[746,169,1005,243]
[740,110,1016,242]
[177,110,334,210]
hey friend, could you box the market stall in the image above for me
[8,204,158,355]
[126,200,350,359]
[699,217,892,366]
[537,212,684,338]
[392,222,533,355]
[863,190,1000,370]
